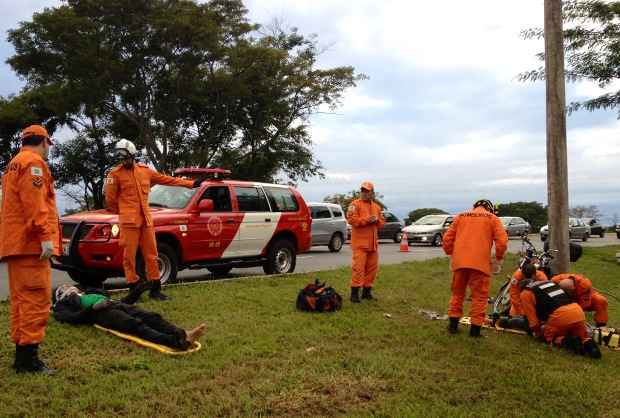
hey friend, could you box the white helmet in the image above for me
[115,139,138,158]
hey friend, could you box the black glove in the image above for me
[193,176,207,188]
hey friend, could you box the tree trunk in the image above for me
[545,0,570,275]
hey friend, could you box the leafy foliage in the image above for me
[496,201,548,230]
[406,208,448,225]
[569,204,602,218]
[323,190,386,214]
[2,0,362,208]
[519,0,620,117]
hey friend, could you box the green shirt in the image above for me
[79,294,109,309]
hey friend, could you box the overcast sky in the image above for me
[1,1,619,223]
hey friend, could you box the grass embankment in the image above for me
[1,246,619,418]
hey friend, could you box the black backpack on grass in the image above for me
[296,280,342,313]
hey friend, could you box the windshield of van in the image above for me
[149,185,198,209]
[414,215,446,225]
[499,217,511,226]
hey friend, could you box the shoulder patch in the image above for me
[105,177,114,185]
[32,177,43,188]
[31,166,43,176]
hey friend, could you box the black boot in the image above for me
[583,339,602,359]
[560,336,583,355]
[448,317,459,334]
[12,344,25,370]
[470,325,482,338]
[121,280,151,305]
[361,287,376,301]
[16,344,56,375]
[350,287,360,303]
[149,279,170,301]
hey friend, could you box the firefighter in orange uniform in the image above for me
[520,279,601,358]
[509,263,548,316]
[346,181,385,303]
[0,125,60,374]
[442,199,508,337]
[552,273,609,327]
[104,140,201,303]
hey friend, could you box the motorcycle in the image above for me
[491,234,555,321]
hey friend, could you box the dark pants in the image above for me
[93,303,189,350]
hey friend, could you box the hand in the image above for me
[193,176,207,188]
[369,215,378,223]
[492,258,503,274]
[40,241,54,260]
[92,300,113,311]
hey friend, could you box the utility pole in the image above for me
[545,0,570,274]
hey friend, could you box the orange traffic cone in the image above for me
[400,232,410,252]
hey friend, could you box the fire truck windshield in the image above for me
[149,185,198,209]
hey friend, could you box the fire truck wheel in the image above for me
[263,238,297,275]
[137,242,179,285]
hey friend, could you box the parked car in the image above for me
[581,218,605,237]
[401,214,454,246]
[308,202,347,252]
[52,168,313,287]
[499,216,531,237]
[345,210,404,243]
[539,217,589,242]
[616,223,620,239]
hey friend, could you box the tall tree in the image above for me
[323,190,386,214]
[6,0,362,194]
[407,208,448,224]
[569,205,602,218]
[520,0,620,117]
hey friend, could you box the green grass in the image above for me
[1,246,620,418]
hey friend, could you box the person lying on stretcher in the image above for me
[52,285,206,350]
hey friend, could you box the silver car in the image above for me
[308,202,348,252]
[540,217,590,242]
[401,214,454,246]
[499,216,531,237]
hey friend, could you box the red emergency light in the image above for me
[174,167,232,180]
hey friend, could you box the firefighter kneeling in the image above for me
[520,279,601,359]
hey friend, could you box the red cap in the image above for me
[360,181,374,192]
[21,125,52,145]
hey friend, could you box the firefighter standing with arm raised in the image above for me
[0,125,60,374]
[104,140,202,303]
[442,199,508,337]
[346,181,385,303]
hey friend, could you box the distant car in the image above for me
[581,218,605,237]
[499,216,531,237]
[345,210,404,243]
[308,202,347,252]
[401,214,454,246]
[380,211,405,243]
[540,217,590,242]
[616,223,620,239]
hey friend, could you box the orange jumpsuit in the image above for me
[442,206,508,326]
[551,273,608,326]
[0,148,61,345]
[105,163,193,283]
[521,290,589,346]
[346,199,385,288]
[509,269,548,316]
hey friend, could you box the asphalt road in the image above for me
[1,235,618,300]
